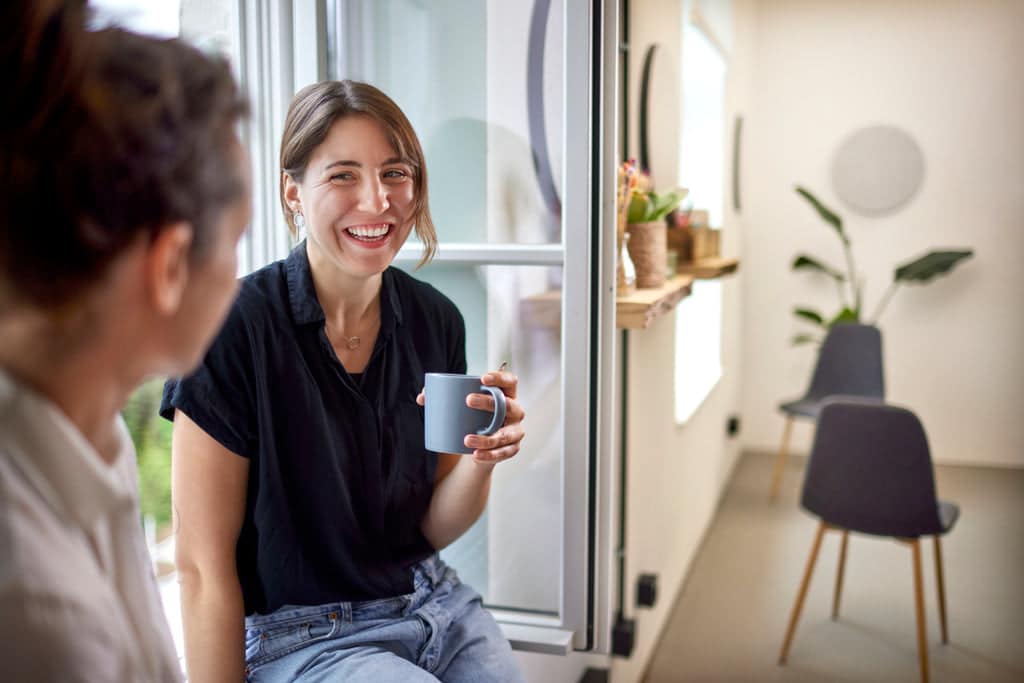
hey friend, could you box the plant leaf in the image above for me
[650,188,688,221]
[792,254,846,281]
[628,188,689,223]
[828,307,860,326]
[791,333,820,346]
[894,249,974,283]
[793,307,826,327]
[795,186,847,244]
[627,192,653,223]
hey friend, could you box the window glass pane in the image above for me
[401,263,563,614]
[330,0,564,246]
[334,0,571,617]
[88,0,180,37]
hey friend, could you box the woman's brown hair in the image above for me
[279,80,436,267]
[0,10,248,310]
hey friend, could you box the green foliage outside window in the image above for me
[122,378,173,529]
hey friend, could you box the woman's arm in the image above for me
[419,370,525,549]
[171,410,249,683]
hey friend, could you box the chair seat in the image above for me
[938,500,959,534]
[781,394,885,420]
[779,398,822,419]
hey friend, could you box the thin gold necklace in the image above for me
[329,309,379,351]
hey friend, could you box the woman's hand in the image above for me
[415,369,525,466]
[465,369,524,465]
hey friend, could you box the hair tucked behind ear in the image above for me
[0,4,248,310]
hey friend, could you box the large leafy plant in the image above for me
[791,186,973,345]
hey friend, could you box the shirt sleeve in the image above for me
[159,300,257,458]
[446,304,468,375]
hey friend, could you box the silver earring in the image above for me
[294,212,305,231]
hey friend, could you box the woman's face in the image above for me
[288,115,416,280]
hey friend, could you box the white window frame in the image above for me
[235,0,329,276]
[240,0,620,655]
[386,0,618,654]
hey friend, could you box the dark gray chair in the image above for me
[777,399,959,683]
[770,323,884,499]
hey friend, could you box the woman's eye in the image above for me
[383,169,409,180]
[330,172,355,182]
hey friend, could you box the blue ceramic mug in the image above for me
[424,373,507,454]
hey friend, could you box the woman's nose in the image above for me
[358,178,390,214]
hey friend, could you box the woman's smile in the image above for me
[342,221,394,247]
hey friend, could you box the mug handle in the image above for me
[477,385,507,436]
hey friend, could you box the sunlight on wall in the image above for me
[675,18,726,423]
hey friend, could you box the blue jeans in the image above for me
[244,556,524,682]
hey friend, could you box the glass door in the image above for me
[327,0,616,653]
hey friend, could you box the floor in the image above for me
[643,451,1024,682]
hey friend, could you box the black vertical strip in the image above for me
[585,0,603,653]
[637,44,657,175]
[617,330,628,617]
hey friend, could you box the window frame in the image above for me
[236,0,619,655]
[381,0,617,654]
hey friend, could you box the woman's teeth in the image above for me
[346,224,390,240]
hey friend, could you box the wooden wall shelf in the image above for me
[675,257,739,279]
[616,274,694,329]
[519,274,696,331]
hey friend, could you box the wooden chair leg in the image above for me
[779,521,827,665]
[934,536,949,644]
[769,416,794,501]
[832,530,849,620]
[911,539,930,683]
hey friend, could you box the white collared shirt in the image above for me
[0,370,182,682]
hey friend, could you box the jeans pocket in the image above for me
[246,613,342,671]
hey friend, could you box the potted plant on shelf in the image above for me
[790,185,974,345]
[626,187,688,288]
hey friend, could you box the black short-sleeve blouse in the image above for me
[160,242,466,616]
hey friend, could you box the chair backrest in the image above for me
[801,399,943,537]
[805,323,884,402]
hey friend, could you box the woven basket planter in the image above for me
[626,220,667,288]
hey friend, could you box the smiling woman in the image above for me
[280,81,438,267]
[160,79,527,683]
[285,115,418,281]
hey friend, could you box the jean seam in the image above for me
[246,614,341,671]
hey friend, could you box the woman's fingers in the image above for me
[481,371,517,399]
[466,394,525,424]
[465,422,524,455]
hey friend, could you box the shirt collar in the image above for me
[0,370,135,529]
[285,240,404,329]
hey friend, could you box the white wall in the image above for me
[611,2,756,681]
[627,0,684,185]
[740,0,1024,466]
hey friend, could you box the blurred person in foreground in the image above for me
[0,2,250,680]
